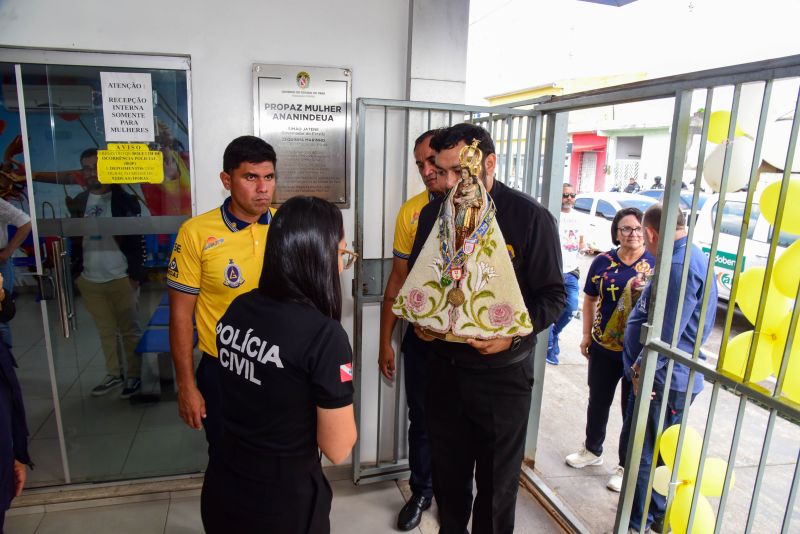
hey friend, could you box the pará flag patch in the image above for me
[340,363,353,382]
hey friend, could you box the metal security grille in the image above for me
[352,54,800,533]
[533,56,800,533]
[351,100,558,485]
[614,159,641,187]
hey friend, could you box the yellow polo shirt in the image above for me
[167,198,276,356]
[392,190,434,259]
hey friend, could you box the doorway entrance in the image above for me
[1,48,204,486]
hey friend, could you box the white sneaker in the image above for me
[565,445,603,468]
[607,465,624,492]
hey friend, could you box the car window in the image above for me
[776,230,799,248]
[711,201,759,240]
[574,197,592,214]
[618,198,657,212]
[596,200,617,220]
[681,192,708,211]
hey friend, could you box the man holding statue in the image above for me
[394,124,565,534]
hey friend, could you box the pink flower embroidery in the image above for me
[488,303,514,327]
[406,288,427,313]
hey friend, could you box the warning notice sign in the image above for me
[100,72,155,143]
[97,144,164,184]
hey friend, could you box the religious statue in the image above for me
[393,138,532,341]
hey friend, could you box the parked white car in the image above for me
[572,192,657,252]
[692,191,798,300]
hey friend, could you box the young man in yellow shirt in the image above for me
[168,136,277,453]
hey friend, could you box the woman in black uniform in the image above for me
[201,196,358,534]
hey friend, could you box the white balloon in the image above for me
[703,138,756,193]
[653,465,672,495]
[762,119,800,172]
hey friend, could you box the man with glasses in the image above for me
[168,136,277,454]
[379,129,457,531]
[547,183,586,365]
[622,204,716,533]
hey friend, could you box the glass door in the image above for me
[1,49,206,486]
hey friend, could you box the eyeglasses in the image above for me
[618,226,644,236]
[340,248,358,270]
[562,193,576,199]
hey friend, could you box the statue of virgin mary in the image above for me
[393,139,533,341]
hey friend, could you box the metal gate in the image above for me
[530,56,800,533]
[351,99,562,485]
[352,53,800,534]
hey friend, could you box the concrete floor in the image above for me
[5,473,564,533]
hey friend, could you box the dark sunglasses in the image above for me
[562,193,576,199]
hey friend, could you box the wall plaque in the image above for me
[253,64,351,206]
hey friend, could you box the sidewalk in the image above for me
[536,309,800,533]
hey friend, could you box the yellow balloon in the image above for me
[774,240,800,298]
[658,425,702,481]
[707,110,747,144]
[771,314,800,403]
[698,457,735,497]
[759,178,800,234]
[721,330,775,382]
[669,485,716,534]
[735,267,793,331]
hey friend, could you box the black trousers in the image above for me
[402,330,433,499]
[196,353,222,456]
[201,439,331,534]
[426,351,534,534]
[584,344,632,466]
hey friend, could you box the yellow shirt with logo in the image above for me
[167,204,276,356]
[392,190,432,259]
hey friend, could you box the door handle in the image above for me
[51,239,71,338]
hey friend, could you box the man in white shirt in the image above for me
[546,183,585,365]
[67,149,147,398]
[0,198,31,347]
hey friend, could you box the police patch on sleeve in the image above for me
[339,363,353,383]
[223,259,245,288]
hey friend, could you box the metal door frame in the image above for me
[352,99,552,485]
[1,46,194,485]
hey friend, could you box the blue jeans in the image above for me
[547,272,579,363]
[627,386,696,531]
[402,329,433,499]
[0,260,14,347]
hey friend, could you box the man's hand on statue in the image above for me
[580,335,591,359]
[467,336,513,355]
[379,344,396,380]
[414,325,436,342]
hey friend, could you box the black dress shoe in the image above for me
[397,494,432,531]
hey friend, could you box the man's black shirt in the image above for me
[408,179,565,367]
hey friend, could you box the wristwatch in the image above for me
[510,335,522,351]
[630,366,640,380]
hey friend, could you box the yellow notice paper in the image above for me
[97,143,164,184]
